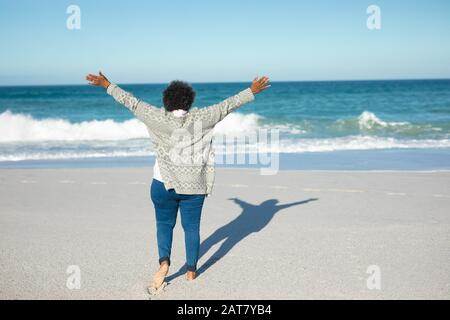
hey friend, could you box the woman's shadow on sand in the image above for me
[166,197,318,282]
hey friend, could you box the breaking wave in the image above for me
[1,110,449,161]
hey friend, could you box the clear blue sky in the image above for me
[1,0,449,85]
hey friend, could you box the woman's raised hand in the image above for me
[85,71,111,88]
[250,76,271,94]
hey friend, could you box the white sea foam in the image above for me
[1,109,442,143]
[214,112,262,135]
[0,110,266,142]
[1,136,450,162]
[0,110,148,142]
[1,110,449,162]
[213,135,450,154]
[0,150,154,162]
[275,136,450,153]
[357,111,409,130]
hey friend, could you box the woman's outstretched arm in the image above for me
[85,72,160,124]
[195,76,271,128]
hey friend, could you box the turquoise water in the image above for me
[0,79,450,169]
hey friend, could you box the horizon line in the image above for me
[1,77,449,87]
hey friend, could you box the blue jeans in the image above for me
[150,179,206,272]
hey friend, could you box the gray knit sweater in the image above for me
[106,84,255,195]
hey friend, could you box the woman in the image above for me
[85,72,270,292]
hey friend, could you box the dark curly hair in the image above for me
[162,80,196,112]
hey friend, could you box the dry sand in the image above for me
[0,167,449,299]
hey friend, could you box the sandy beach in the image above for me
[0,167,449,300]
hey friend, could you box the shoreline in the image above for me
[2,165,450,174]
[1,148,450,171]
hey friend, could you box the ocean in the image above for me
[1,79,450,170]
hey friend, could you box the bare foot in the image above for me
[151,262,169,290]
[186,271,196,281]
